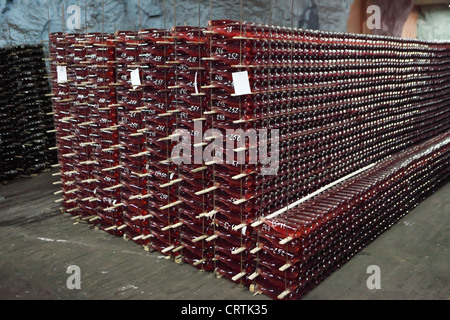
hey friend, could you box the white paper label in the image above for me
[130,68,141,89]
[57,65,68,83]
[232,71,252,96]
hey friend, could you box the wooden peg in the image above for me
[248,270,260,280]
[78,121,95,127]
[157,133,181,142]
[192,235,208,243]
[159,178,183,188]
[161,221,183,231]
[233,119,249,124]
[65,188,78,194]
[130,151,149,158]
[80,178,98,184]
[129,132,143,137]
[203,210,218,218]
[206,234,219,242]
[193,258,206,266]
[231,247,246,255]
[232,172,253,180]
[279,237,294,245]
[79,160,97,165]
[195,186,218,196]
[251,220,264,228]
[232,223,247,231]
[161,246,174,253]
[277,290,291,300]
[172,246,184,253]
[233,197,254,206]
[279,263,292,272]
[62,153,76,158]
[231,271,247,282]
[102,165,123,172]
[193,142,208,148]
[200,85,217,89]
[103,184,123,191]
[250,247,261,254]
[159,200,182,210]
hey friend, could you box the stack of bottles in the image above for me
[84,33,119,232]
[49,32,78,212]
[0,47,17,180]
[137,28,174,251]
[49,21,450,300]
[167,26,214,268]
[253,131,450,299]
[0,44,56,181]
[67,33,98,222]
[203,20,450,284]
[114,30,151,243]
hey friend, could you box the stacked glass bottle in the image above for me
[84,33,122,234]
[113,30,150,244]
[0,47,19,180]
[48,21,450,300]
[66,33,99,223]
[205,20,450,284]
[253,131,450,299]
[138,28,173,252]
[0,44,56,181]
[50,33,81,213]
[168,26,214,268]
[204,20,261,285]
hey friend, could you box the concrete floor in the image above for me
[0,169,448,300]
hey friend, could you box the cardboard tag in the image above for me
[130,68,141,89]
[57,65,67,83]
[232,71,252,96]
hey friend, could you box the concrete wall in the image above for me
[417,4,450,40]
[0,0,355,47]
[1,0,448,47]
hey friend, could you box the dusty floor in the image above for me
[0,169,448,300]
